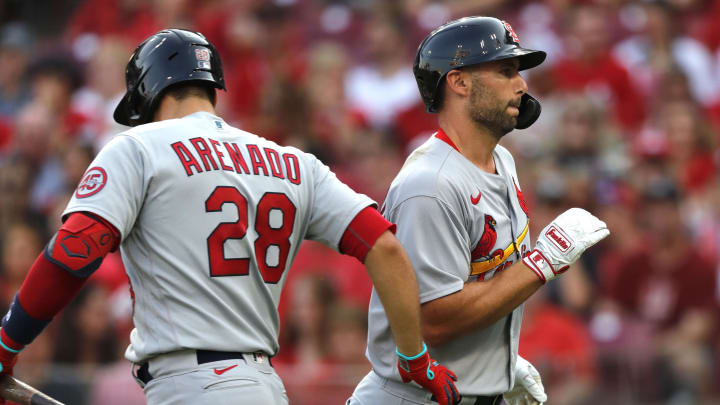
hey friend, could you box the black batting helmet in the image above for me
[414,17,546,129]
[113,29,226,127]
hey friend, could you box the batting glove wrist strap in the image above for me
[523,208,610,283]
[396,344,461,405]
[0,328,23,375]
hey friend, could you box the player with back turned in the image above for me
[0,29,461,405]
[349,17,610,405]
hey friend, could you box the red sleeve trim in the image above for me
[18,248,90,321]
[339,206,396,262]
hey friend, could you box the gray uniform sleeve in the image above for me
[305,154,374,249]
[63,135,148,240]
[389,195,468,303]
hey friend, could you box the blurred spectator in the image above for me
[637,99,717,194]
[600,178,717,402]
[43,284,121,404]
[344,4,419,130]
[277,274,337,369]
[284,303,370,405]
[291,41,369,164]
[277,274,339,404]
[548,4,645,132]
[52,284,120,370]
[10,102,66,214]
[72,37,132,149]
[614,2,718,106]
[68,0,187,45]
[0,158,46,237]
[26,53,88,141]
[520,290,597,405]
[0,222,43,310]
[218,5,272,127]
[327,304,369,373]
[0,23,32,118]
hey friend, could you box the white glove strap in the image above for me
[522,249,563,284]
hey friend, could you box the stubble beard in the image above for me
[468,78,517,139]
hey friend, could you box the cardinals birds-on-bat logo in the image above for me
[471,214,503,262]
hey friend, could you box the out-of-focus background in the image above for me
[0,0,718,404]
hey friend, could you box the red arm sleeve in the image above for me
[339,206,396,263]
[17,212,119,321]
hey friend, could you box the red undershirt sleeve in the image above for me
[339,206,396,263]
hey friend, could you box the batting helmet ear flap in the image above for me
[515,93,541,130]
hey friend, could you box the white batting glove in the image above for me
[523,207,609,283]
[503,356,547,405]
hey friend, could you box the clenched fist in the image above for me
[523,208,609,283]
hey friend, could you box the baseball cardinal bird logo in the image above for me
[514,179,529,217]
[471,215,503,261]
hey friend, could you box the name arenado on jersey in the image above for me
[171,137,301,184]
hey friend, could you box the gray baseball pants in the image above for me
[134,349,288,404]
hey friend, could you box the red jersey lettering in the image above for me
[171,142,203,176]
[190,137,219,171]
[210,138,233,172]
[283,153,301,185]
[264,148,285,179]
[224,142,250,175]
[247,144,269,176]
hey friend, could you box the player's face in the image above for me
[466,58,527,138]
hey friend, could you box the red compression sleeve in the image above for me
[17,212,120,320]
[339,206,396,262]
[16,254,88,320]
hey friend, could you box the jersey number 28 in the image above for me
[205,186,296,284]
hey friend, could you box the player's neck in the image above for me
[438,112,498,174]
[153,96,217,122]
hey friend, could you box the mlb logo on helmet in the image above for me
[195,48,211,69]
[502,20,520,44]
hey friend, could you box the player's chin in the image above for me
[501,114,517,133]
[504,109,518,124]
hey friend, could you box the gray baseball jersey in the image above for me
[63,111,373,364]
[366,131,531,396]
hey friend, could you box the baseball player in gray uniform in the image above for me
[349,17,610,405]
[0,29,461,405]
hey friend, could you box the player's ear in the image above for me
[445,69,471,99]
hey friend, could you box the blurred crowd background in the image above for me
[0,0,719,404]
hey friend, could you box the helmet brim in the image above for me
[497,47,547,71]
[113,92,133,127]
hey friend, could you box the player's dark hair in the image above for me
[163,81,217,105]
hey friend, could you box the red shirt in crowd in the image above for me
[551,52,645,131]
[608,248,716,331]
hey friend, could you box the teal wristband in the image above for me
[396,343,427,360]
[0,329,22,354]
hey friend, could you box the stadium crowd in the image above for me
[0,0,718,404]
